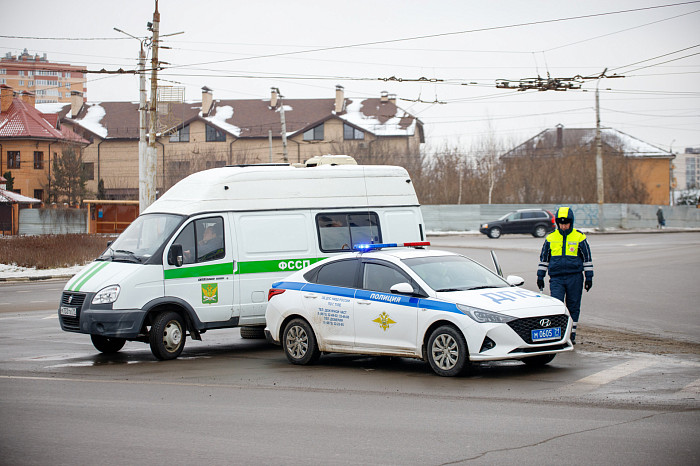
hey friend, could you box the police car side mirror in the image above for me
[506,275,525,287]
[169,244,184,267]
[390,282,417,295]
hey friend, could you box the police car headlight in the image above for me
[457,304,515,323]
[92,285,120,304]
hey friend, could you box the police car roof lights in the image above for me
[353,241,430,252]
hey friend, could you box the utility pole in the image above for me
[595,72,605,231]
[113,28,147,212]
[273,87,289,163]
[144,0,160,212]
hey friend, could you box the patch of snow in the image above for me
[36,102,70,114]
[204,105,241,137]
[0,263,87,279]
[276,105,293,112]
[340,99,416,137]
[76,104,108,138]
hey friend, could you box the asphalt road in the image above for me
[0,232,698,465]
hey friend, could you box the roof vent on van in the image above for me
[303,154,357,167]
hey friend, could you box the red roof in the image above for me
[0,97,89,144]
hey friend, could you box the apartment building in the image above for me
[0,49,87,104]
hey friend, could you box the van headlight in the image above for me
[92,285,120,304]
[457,304,515,323]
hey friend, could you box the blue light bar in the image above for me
[353,242,430,252]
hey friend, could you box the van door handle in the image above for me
[357,300,371,305]
[303,294,317,299]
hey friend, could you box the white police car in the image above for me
[265,243,573,377]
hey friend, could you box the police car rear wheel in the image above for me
[149,311,186,360]
[488,227,502,239]
[522,354,556,366]
[283,318,320,365]
[91,334,126,354]
[427,325,469,377]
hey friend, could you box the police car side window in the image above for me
[362,262,410,293]
[311,259,359,288]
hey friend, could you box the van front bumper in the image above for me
[59,291,146,338]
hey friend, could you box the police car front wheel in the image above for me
[282,318,320,365]
[427,325,470,377]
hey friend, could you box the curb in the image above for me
[0,274,74,283]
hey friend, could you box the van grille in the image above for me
[60,292,86,331]
[507,315,569,344]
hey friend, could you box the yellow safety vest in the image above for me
[546,229,586,257]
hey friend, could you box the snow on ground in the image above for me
[0,263,86,279]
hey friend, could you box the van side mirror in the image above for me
[169,244,184,267]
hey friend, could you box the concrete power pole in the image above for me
[273,88,289,163]
[595,71,606,231]
[138,42,148,213]
[144,0,160,212]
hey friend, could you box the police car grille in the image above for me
[507,315,569,344]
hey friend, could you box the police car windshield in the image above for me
[99,213,183,262]
[402,255,508,292]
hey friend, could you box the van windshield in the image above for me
[99,213,183,263]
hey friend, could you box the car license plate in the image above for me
[531,327,561,342]
[60,306,77,317]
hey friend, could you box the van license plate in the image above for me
[531,327,561,342]
[60,306,77,317]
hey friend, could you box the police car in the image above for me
[265,243,573,377]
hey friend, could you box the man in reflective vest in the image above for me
[536,206,593,344]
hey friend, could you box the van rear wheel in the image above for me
[91,334,126,354]
[149,311,185,360]
[240,326,266,339]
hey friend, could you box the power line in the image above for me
[167,1,700,70]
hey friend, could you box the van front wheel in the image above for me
[91,334,126,353]
[149,311,186,360]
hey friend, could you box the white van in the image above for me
[58,162,425,360]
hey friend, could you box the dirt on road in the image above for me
[578,324,700,355]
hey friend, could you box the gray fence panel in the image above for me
[19,208,87,235]
[421,204,700,232]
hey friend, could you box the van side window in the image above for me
[173,217,225,264]
[362,262,410,293]
[310,259,359,288]
[317,212,381,252]
[195,217,225,262]
[173,222,196,265]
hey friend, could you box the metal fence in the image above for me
[421,204,700,232]
[14,203,700,235]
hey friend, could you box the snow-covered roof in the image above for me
[0,188,41,204]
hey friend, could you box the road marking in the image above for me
[30,300,49,303]
[561,357,657,393]
[42,314,58,320]
[680,378,700,394]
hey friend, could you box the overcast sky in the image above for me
[3,0,699,153]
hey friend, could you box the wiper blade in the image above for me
[465,285,501,290]
[435,288,464,292]
[114,249,142,263]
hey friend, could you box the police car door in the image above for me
[353,259,418,355]
[301,258,358,351]
[164,216,235,324]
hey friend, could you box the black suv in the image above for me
[479,209,555,239]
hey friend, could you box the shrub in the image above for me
[0,234,117,269]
